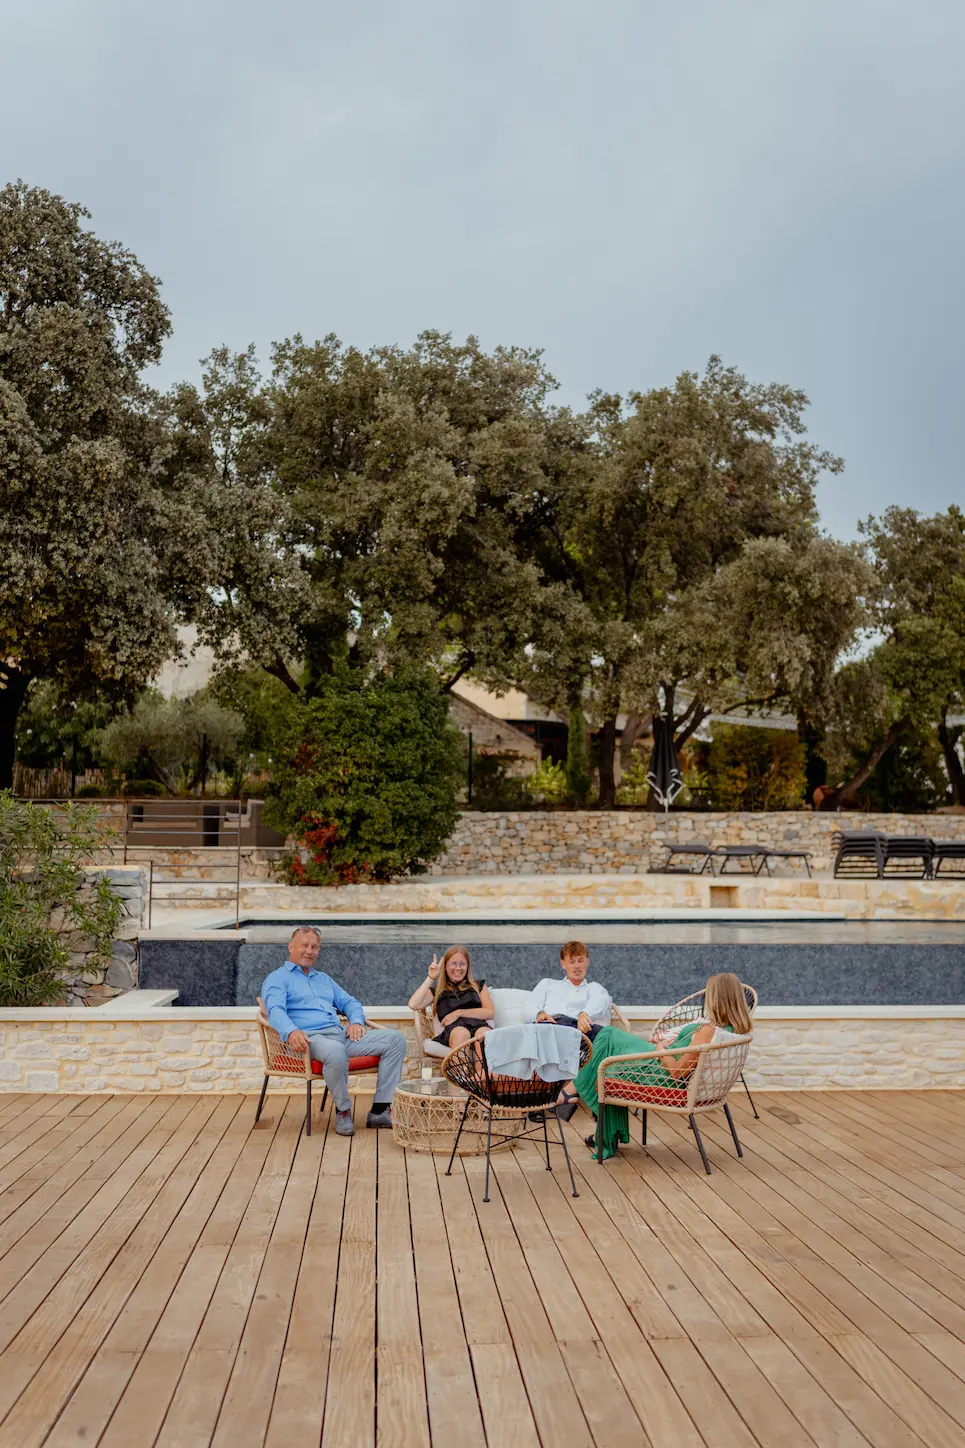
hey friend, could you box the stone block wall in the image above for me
[233,872,965,917]
[60,867,147,1007]
[2,1009,963,1093]
[429,810,965,875]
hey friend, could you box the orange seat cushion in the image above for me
[308,1053,381,1075]
[604,1079,689,1108]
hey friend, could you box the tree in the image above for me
[0,182,210,790]
[15,681,119,773]
[822,507,965,808]
[519,359,863,805]
[265,665,463,882]
[0,793,122,1006]
[170,333,582,701]
[96,690,244,794]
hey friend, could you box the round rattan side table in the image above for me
[392,1077,525,1155]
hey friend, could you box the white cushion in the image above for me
[489,987,533,1029]
[422,1038,450,1058]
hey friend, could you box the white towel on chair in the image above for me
[483,1023,582,1081]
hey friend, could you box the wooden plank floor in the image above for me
[1,1090,964,1447]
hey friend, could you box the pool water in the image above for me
[140,913,965,1009]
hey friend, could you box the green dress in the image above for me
[573,1021,710,1161]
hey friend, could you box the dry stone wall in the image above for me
[429,810,965,876]
[60,867,147,1007]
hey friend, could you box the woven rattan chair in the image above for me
[255,999,381,1136]
[649,984,759,1119]
[411,1005,451,1072]
[597,1031,753,1174]
[443,1030,593,1202]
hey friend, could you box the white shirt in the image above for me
[524,977,612,1026]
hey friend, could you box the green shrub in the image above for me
[522,758,570,805]
[706,725,806,811]
[615,749,651,805]
[265,666,463,884]
[121,778,166,797]
[468,752,528,810]
[75,784,103,798]
[0,794,123,1007]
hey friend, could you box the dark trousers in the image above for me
[549,1014,602,1043]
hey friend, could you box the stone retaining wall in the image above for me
[227,872,965,918]
[2,1008,962,1093]
[60,867,147,1006]
[430,810,965,875]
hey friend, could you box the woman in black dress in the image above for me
[408,945,494,1049]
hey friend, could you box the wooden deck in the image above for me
[1,1091,965,1448]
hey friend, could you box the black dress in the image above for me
[434,980,490,1046]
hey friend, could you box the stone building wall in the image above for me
[60,867,147,1007]
[2,1008,962,1093]
[429,810,965,875]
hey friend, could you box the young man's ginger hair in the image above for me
[560,940,588,962]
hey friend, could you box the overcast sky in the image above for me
[3,0,964,539]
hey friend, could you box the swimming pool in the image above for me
[139,914,965,1008]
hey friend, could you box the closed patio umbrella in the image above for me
[646,715,683,812]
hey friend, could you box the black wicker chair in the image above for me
[444,1030,592,1202]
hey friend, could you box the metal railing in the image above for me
[122,799,245,928]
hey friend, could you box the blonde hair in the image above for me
[433,945,481,1008]
[704,973,752,1035]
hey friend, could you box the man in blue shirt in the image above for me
[262,926,407,1136]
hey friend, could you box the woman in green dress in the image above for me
[573,972,752,1160]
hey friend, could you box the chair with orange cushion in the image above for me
[255,997,381,1135]
[649,983,759,1119]
[597,1030,753,1174]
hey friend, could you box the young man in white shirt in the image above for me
[525,940,612,1119]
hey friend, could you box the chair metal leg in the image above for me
[690,1113,711,1174]
[556,1109,579,1197]
[741,1073,759,1119]
[305,1079,312,1138]
[446,1096,473,1177]
[254,1075,268,1124]
[483,1109,494,1202]
[723,1102,743,1158]
[319,1083,329,1117]
[641,1108,647,1146]
[541,1111,552,1170]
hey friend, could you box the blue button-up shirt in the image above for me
[262,960,365,1041]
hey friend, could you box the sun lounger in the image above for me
[759,847,813,877]
[832,831,886,878]
[715,845,769,875]
[662,842,717,874]
[932,840,965,877]
[882,836,933,878]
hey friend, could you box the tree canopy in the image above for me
[6,179,963,817]
[0,182,211,788]
[515,361,866,802]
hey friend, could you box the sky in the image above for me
[3,0,964,541]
